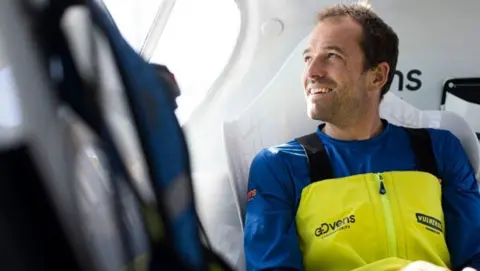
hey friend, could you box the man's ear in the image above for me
[368,62,390,92]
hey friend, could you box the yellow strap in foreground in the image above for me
[208,263,224,271]
[124,253,149,271]
[143,205,164,242]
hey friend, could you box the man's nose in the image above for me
[305,56,327,80]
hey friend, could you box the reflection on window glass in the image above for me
[150,0,241,124]
[102,0,165,51]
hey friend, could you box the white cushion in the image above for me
[444,91,480,134]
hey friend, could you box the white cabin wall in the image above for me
[375,0,480,109]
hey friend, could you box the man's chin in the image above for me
[307,110,330,122]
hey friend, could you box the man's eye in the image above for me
[327,53,338,59]
[304,56,312,62]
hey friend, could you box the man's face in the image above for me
[302,16,373,123]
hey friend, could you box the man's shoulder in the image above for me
[425,127,460,147]
[248,139,310,194]
[250,139,306,170]
[424,128,466,165]
[250,139,306,175]
[389,124,459,146]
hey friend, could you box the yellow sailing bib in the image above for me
[295,171,451,271]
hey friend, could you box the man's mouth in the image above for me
[309,87,333,95]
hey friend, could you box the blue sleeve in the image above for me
[429,130,480,270]
[244,149,304,271]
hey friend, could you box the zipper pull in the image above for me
[379,181,386,195]
[376,173,387,195]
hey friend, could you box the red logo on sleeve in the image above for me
[247,189,257,202]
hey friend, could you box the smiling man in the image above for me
[243,4,480,271]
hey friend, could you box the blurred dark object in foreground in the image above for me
[0,0,232,270]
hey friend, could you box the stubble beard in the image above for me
[307,89,367,127]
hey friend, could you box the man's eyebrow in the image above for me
[303,46,345,56]
[325,45,346,55]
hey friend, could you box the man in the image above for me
[243,4,480,271]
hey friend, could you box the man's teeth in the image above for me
[311,88,332,94]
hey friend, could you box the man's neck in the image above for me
[323,114,384,141]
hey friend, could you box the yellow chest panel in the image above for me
[295,171,451,271]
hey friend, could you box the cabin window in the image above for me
[150,0,241,124]
[103,0,241,124]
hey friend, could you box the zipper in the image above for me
[376,173,397,257]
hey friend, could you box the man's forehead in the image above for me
[306,16,362,50]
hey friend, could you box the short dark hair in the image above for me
[317,4,399,99]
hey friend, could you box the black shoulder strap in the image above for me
[403,127,439,177]
[296,133,334,183]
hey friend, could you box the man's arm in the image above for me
[244,149,303,271]
[430,130,480,270]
